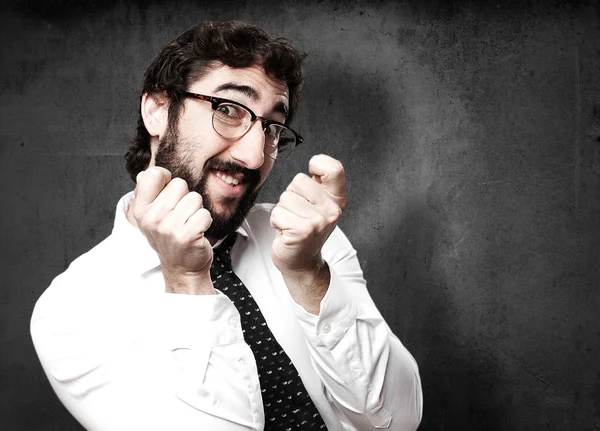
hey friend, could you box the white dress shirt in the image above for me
[31,192,422,431]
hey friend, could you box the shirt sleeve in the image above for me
[291,227,423,430]
[30,251,263,431]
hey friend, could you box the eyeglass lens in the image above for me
[212,102,295,159]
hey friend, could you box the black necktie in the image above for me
[210,234,328,430]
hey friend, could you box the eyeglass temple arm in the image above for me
[186,93,218,105]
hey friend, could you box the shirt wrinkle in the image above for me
[31,192,422,431]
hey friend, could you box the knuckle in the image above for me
[176,230,191,246]
[198,207,210,216]
[311,154,326,164]
[192,208,210,228]
[171,177,189,191]
[201,208,212,223]
[270,206,283,221]
[189,191,203,206]
[279,190,293,204]
[332,161,344,175]
[150,165,171,176]
[292,173,308,186]
[316,212,329,228]
[298,221,313,236]
[144,211,161,228]
[171,231,185,246]
[144,167,165,181]
[132,206,144,222]
[155,217,176,237]
[155,223,170,237]
[328,204,343,222]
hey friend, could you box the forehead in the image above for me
[190,64,289,105]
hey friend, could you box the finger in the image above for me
[277,190,321,220]
[270,204,303,232]
[135,167,172,207]
[270,206,312,246]
[286,173,328,206]
[167,191,203,226]
[184,207,213,240]
[150,177,190,214]
[308,154,347,199]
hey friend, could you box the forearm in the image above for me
[280,257,330,315]
[310,314,421,429]
[291,228,422,429]
[296,274,422,430]
[31,281,262,431]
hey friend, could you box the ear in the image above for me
[141,92,169,138]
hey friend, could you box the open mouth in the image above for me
[213,169,245,187]
[204,159,260,194]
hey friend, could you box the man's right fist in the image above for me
[132,167,215,295]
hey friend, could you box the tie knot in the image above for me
[211,234,237,278]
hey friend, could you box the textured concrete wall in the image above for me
[1,0,599,429]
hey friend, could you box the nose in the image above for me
[228,120,265,170]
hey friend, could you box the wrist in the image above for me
[162,269,215,295]
[280,258,325,279]
[281,258,330,315]
[276,252,326,277]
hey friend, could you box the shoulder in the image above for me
[65,233,124,277]
[34,233,124,310]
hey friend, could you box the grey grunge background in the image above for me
[1,0,599,429]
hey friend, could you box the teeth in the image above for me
[215,171,240,185]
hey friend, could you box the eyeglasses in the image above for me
[183,92,303,160]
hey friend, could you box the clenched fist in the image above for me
[131,166,214,295]
[270,154,348,276]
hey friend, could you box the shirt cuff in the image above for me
[293,268,358,349]
[162,290,243,349]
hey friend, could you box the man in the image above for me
[31,21,422,431]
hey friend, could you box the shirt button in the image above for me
[228,316,238,328]
[323,323,331,333]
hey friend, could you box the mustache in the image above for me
[204,158,260,185]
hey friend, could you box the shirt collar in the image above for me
[112,191,249,274]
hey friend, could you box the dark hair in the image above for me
[124,21,307,181]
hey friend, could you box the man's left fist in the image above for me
[270,154,348,275]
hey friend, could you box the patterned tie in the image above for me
[210,233,328,430]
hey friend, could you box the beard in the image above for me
[153,125,262,241]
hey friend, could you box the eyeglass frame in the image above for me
[182,91,304,158]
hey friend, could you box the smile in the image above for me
[214,170,243,186]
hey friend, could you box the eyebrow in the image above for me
[214,82,289,119]
[215,83,259,101]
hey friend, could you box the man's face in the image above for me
[151,64,290,240]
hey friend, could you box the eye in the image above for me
[216,104,243,119]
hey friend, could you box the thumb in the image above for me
[134,166,172,207]
[308,154,346,198]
